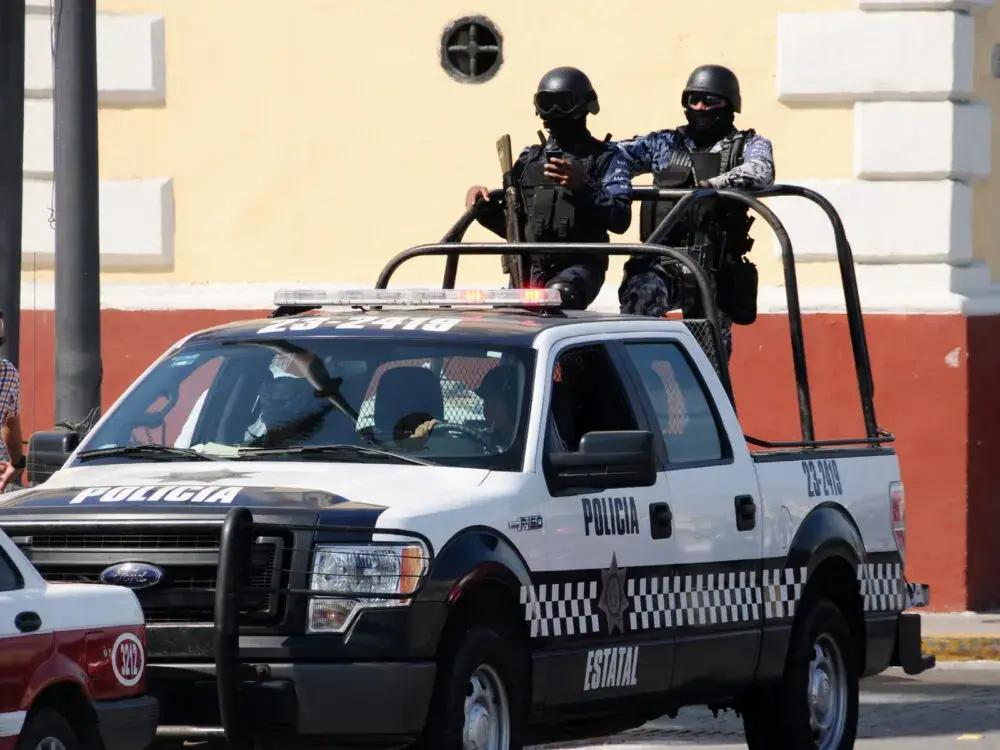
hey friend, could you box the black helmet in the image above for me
[534,66,600,120]
[682,64,741,113]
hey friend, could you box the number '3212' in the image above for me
[801,459,843,498]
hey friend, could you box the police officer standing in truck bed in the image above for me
[466,66,633,310]
[616,64,775,362]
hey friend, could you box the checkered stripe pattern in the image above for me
[520,581,599,638]
[763,566,808,620]
[627,571,766,631]
[857,562,904,612]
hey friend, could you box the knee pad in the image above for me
[619,272,672,317]
[547,280,584,310]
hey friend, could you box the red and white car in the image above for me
[0,528,158,750]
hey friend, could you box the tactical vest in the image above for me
[518,140,612,248]
[638,129,756,269]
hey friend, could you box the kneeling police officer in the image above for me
[466,66,633,310]
[616,64,775,362]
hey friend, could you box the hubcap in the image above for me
[462,664,511,750]
[34,738,66,750]
[808,633,847,749]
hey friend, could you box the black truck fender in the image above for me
[757,504,867,683]
[416,525,539,700]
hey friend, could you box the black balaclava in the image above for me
[543,114,590,151]
[684,105,735,149]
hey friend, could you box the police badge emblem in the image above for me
[597,552,629,635]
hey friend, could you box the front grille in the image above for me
[29,531,219,550]
[12,524,287,625]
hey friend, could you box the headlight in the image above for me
[307,543,429,633]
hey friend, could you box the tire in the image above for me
[15,709,81,750]
[413,623,528,750]
[743,598,859,750]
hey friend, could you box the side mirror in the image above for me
[546,430,657,494]
[26,429,81,486]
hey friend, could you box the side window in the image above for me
[623,341,726,465]
[0,548,24,592]
[546,344,637,453]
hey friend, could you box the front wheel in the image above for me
[743,598,860,750]
[15,709,81,750]
[413,624,528,750]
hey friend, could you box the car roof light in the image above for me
[272,287,563,308]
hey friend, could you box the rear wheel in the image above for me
[15,709,81,750]
[743,598,859,749]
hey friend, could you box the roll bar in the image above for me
[372,185,892,451]
[376,240,734,404]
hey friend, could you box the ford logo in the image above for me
[99,562,164,590]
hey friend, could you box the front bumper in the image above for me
[151,660,436,744]
[93,695,159,750]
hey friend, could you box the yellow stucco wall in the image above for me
[974,5,1000,279]
[84,0,855,288]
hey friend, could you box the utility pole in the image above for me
[53,0,102,430]
[0,2,25,369]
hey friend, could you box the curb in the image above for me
[921,636,1000,661]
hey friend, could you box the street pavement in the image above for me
[534,662,1000,749]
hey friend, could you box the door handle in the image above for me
[735,495,756,532]
[649,502,672,539]
[14,611,41,634]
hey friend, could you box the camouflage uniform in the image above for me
[615,127,775,361]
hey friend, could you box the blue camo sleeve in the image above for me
[577,149,633,235]
[706,133,775,189]
[614,131,676,177]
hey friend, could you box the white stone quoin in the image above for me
[854,102,992,181]
[776,11,974,102]
[772,2,1000,313]
[20,8,173,269]
[767,179,973,264]
[21,178,175,269]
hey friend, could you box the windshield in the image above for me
[75,337,536,470]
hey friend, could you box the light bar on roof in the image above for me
[272,287,563,308]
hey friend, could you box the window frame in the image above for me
[0,543,25,593]
[611,337,735,471]
[536,339,664,476]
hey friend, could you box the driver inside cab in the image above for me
[401,365,521,452]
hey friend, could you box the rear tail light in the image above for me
[889,481,905,563]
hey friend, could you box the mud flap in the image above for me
[891,612,936,675]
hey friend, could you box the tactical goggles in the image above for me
[685,92,727,109]
[534,90,583,116]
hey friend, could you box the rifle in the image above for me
[496,135,528,287]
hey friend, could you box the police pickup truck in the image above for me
[1,237,931,750]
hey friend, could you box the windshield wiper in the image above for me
[76,445,224,463]
[236,443,432,466]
